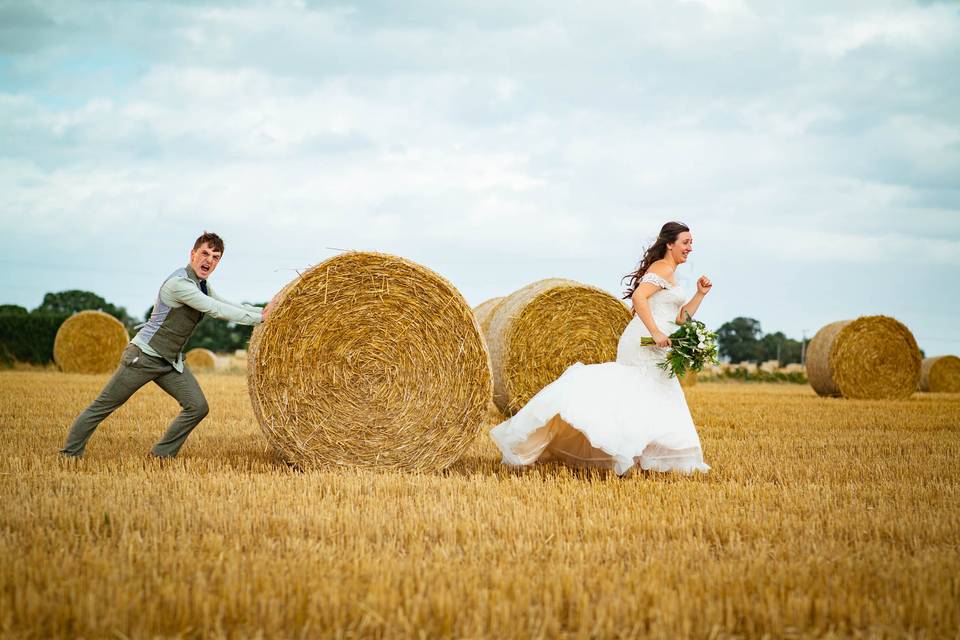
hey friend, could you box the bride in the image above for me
[490,221,712,475]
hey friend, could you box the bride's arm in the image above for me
[676,275,713,323]
[632,284,672,347]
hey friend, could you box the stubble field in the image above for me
[0,370,958,639]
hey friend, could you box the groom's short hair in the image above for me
[193,231,224,255]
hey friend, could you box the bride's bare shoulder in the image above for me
[647,261,675,279]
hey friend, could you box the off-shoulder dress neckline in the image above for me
[642,271,678,288]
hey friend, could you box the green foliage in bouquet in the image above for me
[641,317,720,378]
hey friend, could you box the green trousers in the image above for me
[60,344,209,458]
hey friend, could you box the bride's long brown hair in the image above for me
[621,221,690,299]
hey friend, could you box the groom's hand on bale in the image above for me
[262,295,276,320]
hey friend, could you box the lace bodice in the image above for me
[616,272,686,369]
[637,273,686,328]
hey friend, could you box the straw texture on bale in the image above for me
[472,297,504,335]
[806,316,921,400]
[185,348,217,371]
[485,278,632,415]
[919,355,960,393]
[247,252,492,471]
[679,370,698,388]
[53,310,129,374]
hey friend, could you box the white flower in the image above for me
[697,341,706,349]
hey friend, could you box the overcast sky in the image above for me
[1,0,958,355]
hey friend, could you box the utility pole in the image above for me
[801,329,808,366]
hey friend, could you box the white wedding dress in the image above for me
[490,272,710,476]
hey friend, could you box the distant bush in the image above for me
[701,368,808,384]
[0,305,28,316]
[36,290,135,331]
[0,312,70,367]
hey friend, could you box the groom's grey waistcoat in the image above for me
[133,266,205,361]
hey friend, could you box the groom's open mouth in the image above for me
[199,265,211,275]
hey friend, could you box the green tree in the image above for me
[717,317,762,363]
[757,331,803,365]
[35,290,134,331]
[0,304,28,315]
[0,312,69,366]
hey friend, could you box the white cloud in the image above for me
[750,227,960,265]
[809,8,960,59]
[679,0,752,14]
[0,0,958,353]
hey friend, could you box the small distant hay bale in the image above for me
[485,278,632,415]
[247,252,492,471]
[919,356,960,393]
[760,359,779,373]
[185,348,217,371]
[53,310,129,374]
[472,297,504,334]
[806,316,920,400]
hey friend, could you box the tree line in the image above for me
[1,290,806,366]
[716,317,804,365]
[0,290,262,365]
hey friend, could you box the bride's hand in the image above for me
[697,275,713,295]
[653,330,672,348]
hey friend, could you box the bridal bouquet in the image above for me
[641,318,720,379]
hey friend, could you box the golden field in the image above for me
[0,370,958,639]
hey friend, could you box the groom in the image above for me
[60,232,272,459]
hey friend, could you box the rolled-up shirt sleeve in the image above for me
[163,277,264,325]
[207,285,263,314]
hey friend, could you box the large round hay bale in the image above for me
[919,356,960,393]
[679,370,698,388]
[472,297,504,334]
[53,310,129,374]
[247,252,492,471]
[806,316,920,399]
[185,348,217,371]
[485,278,632,415]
